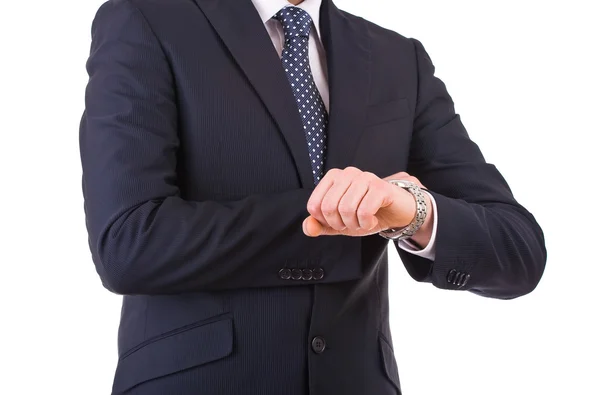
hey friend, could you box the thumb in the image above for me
[303,216,381,237]
[303,216,324,237]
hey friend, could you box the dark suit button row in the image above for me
[311,336,326,354]
[291,268,302,280]
[312,268,324,280]
[278,268,324,281]
[278,268,292,280]
[447,269,471,288]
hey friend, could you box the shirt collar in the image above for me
[251,0,323,39]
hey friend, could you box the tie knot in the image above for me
[273,6,312,40]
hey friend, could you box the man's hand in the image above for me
[303,167,430,237]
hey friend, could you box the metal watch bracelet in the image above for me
[378,179,428,241]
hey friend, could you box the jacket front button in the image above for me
[291,268,303,280]
[278,268,291,280]
[311,336,326,354]
[312,267,324,280]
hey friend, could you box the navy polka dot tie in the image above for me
[274,6,328,185]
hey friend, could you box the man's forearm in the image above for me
[84,189,363,295]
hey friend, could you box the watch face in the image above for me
[390,179,414,189]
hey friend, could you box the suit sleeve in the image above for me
[394,38,547,299]
[79,0,362,295]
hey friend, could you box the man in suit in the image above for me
[79,0,547,393]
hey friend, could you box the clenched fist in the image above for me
[303,167,432,242]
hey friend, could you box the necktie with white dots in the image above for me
[273,6,328,185]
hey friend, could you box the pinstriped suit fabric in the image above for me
[79,0,546,393]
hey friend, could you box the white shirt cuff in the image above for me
[396,191,437,261]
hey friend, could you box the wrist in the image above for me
[409,192,433,248]
[390,187,418,229]
[379,179,428,240]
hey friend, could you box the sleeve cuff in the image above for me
[396,191,438,261]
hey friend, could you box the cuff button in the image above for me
[302,268,313,280]
[312,267,324,280]
[291,268,303,280]
[278,268,292,280]
[446,269,457,284]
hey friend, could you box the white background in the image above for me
[1,0,598,394]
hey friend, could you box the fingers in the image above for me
[320,174,353,231]
[316,167,362,231]
[302,216,324,237]
[305,168,424,237]
[303,216,341,237]
[306,170,336,224]
[356,184,386,231]
[307,167,359,231]
[338,178,369,231]
[306,167,384,234]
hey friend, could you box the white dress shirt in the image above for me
[250,0,438,260]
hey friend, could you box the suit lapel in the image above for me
[320,0,371,173]
[192,0,371,186]
[193,0,315,187]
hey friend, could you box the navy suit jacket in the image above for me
[79,0,547,394]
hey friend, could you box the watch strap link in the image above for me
[378,179,428,240]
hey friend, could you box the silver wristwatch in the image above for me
[378,179,428,241]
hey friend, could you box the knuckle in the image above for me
[321,202,338,216]
[325,168,340,178]
[356,207,369,217]
[332,223,346,230]
[306,201,320,214]
[356,207,372,221]
[338,204,355,217]
[371,180,386,192]
[362,171,377,180]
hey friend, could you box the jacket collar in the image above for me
[193,0,371,187]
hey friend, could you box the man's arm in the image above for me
[395,38,547,299]
[79,0,362,295]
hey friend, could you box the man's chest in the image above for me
[145,4,416,198]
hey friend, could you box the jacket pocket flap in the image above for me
[112,315,233,394]
[379,333,402,394]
